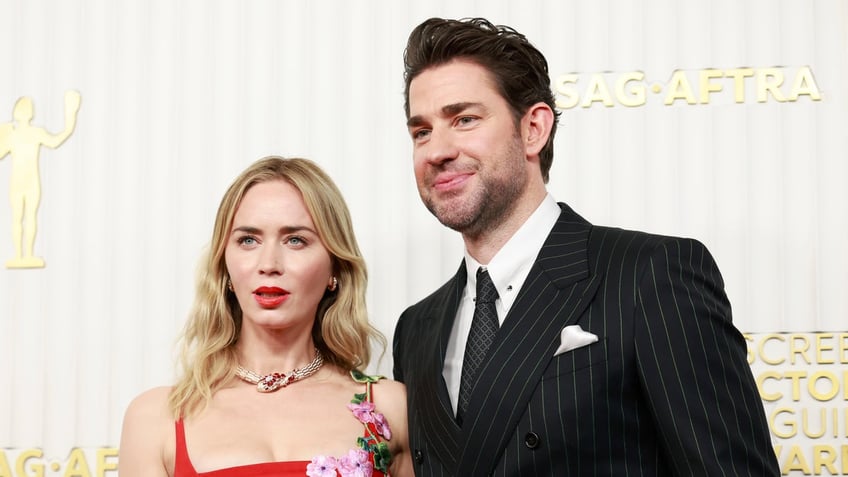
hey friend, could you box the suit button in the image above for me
[413,449,423,464]
[524,432,540,449]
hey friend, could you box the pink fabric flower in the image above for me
[338,448,373,477]
[307,455,339,477]
[372,411,392,440]
[347,401,376,424]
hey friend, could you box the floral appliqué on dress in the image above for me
[306,371,392,477]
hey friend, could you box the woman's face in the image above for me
[224,180,334,333]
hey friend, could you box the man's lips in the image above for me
[253,286,289,307]
[432,171,473,192]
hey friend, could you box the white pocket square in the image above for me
[554,325,598,356]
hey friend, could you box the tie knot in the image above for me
[476,268,499,303]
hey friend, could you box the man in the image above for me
[392,17,778,476]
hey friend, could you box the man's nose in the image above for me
[420,129,459,166]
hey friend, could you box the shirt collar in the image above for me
[464,193,560,309]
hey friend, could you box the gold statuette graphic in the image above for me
[0,90,80,269]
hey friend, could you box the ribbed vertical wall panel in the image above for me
[0,0,845,469]
[816,1,848,330]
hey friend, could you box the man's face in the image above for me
[406,60,528,238]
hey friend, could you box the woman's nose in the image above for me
[258,245,283,275]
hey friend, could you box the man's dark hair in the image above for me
[403,17,560,183]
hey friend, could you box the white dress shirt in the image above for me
[442,193,561,414]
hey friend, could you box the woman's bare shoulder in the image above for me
[125,386,173,419]
[372,377,406,397]
[371,378,413,476]
[122,386,175,441]
[119,387,175,477]
[371,378,407,418]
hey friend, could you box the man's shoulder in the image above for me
[401,273,460,317]
[586,223,713,269]
[590,223,668,243]
[556,201,701,245]
[589,223,707,248]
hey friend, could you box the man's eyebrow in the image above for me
[407,115,425,129]
[406,102,482,128]
[442,102,479,117]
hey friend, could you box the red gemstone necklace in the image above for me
[235,348,324,393]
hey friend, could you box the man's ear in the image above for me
[521,102,555,158]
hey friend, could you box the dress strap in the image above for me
[347,371,390,476]
[349,371,384,407]
[363,379,373,402]
[173,418,197,476]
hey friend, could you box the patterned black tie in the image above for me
[457,267,499,425]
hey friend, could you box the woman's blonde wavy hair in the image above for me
[168,156,384,418]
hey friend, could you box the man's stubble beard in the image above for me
[423,137,527,240]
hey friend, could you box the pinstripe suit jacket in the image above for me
[393,204,778,476]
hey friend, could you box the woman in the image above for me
[120,156,412,476]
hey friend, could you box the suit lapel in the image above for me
[456,205,602,475]
[417,265,467,470]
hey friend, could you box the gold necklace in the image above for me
[235,348,324,393]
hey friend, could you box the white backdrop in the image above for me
[0,0,846,475]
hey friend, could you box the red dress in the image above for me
[174,373,391,477]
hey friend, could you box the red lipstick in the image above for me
[253,286,289,308]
